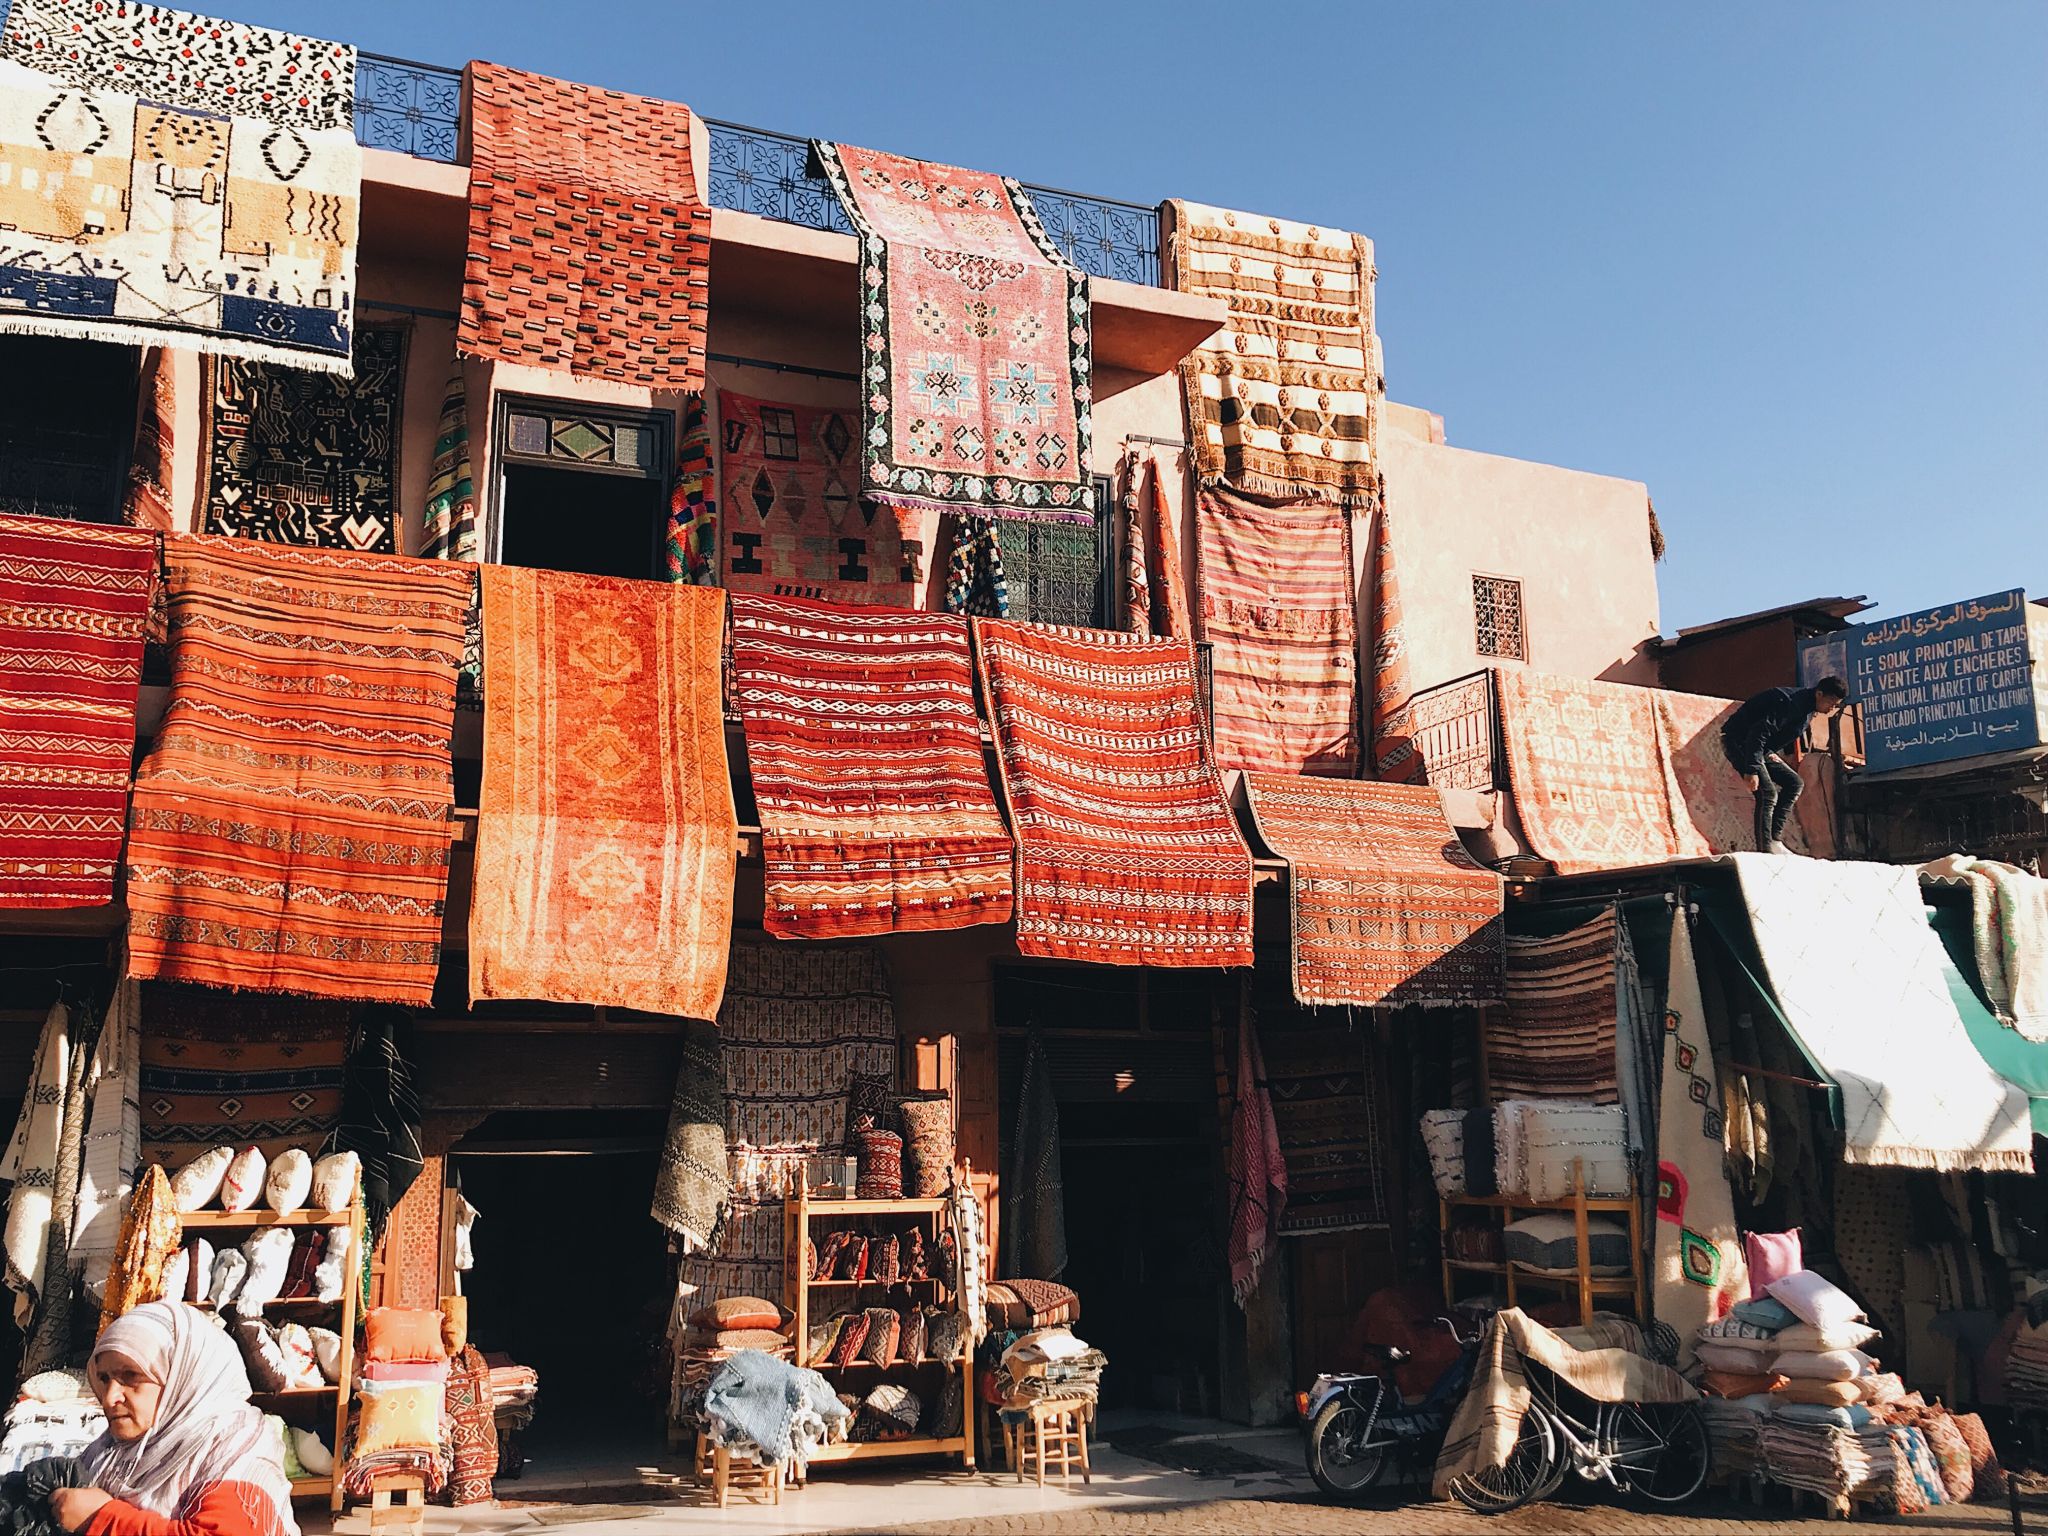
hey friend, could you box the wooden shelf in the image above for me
[807,1277,940,1289]
[1441,1192,1636,1214]
[178,1209,354,1229]
[1440,1156,1645,1329]
[288,1477,333,1500]
[809,1357,961,1372]
[1507,1267,1637,1295]
[798,1196,948,1215]
[252,1386,339,1400]
[804,1435,969,1463]
[1445,1260,1507,1275]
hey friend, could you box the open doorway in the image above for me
[490,397,672,580]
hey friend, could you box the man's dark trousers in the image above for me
[1749,753,1803,850]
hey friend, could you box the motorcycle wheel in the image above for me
[1305,1398,1387,1500]
[1449,1404,1559,1516]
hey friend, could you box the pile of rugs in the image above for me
[701,1350,849,1475]
[992,1326,1108,1410]
[0,1373,101,1475]
[671,1295,794,1425]
[2006,1311,2048,1404]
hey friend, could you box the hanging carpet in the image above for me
[1655,689,1826,856]
[125,535,467,1004]
[729,595,1012,938]
[2,1002,69,1330]
[0,513,154,907]
[1193,487,1359,775]
[1258,1008,1388,1236]
[1224,1008,1286,1303]
[651,1018,729,1249]
[1246,774,1503,1009]
[1168,200,1384,508]
[1368,504,1423,782]
[460,61,710,388]
[0,0,359,371]
[667,394,716,585]
[469,567,736,1017]
[812,141,1093,523]
[123,350,177,531]
[1493,909,1620,1104]
[420,360,478,563]
[973,620,1253,968]
[200,323,407,552]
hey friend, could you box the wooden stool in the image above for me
[692,1430,714,1486]
[1004,1398,1091,1487]
[710,1442,783,1507]
[367,1474,425,1536]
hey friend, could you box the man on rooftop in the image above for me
[1721,676,1850,854]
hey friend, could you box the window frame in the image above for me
[487,393,674,568]
[1471,571,1528,662]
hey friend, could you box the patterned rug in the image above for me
[1493,910,1620,1104]
[0,2,358,370]
[0,513,154,906]
[1258,1008,1389,1235]
[729,595,1013,938]
[123,350,177,531]
[1244,775,1503,1009]
[813,141,1093,522]
[651,1018,728,1249]
[1193,487,1358,775]
[200,324,407,551]
[1655,690,1825,856]
[717,391,924,605]
[1169,201,1383,508]
[460,62,710,388]
[125,536,467,1003]
[973,620,1252,967]
[421,360,477,563]
[469,568,736,1018]
[137,982,350,1169]
[667,395,716,585]
[1368,505,1423,782]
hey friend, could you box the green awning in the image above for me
[1929,902,2048,1136]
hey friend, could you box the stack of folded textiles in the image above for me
[673,1296,793,1422]
[344,1307,452,1500]
[994,1327,1107,1407]
[484,1355,539,1430]
[0,1373,103,1475]
[2006,1317,2048,1404]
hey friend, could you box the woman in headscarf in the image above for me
[50,1301,299,1536]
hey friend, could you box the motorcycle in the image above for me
[1300,1317,1480,1500]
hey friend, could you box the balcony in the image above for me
[351,55,1163,286]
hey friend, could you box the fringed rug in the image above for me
[651,1018,729,1249]
[469,567,736,1017]
[1193,487,1358,775]
[1656,690,1825,855]
[200,324,407,551]
[813,141,1093,523]
[125,536,467,1003]
[460,62,710,388]
[137,983,350,1169]
[1245,775,1503,1009]
[1494,910,1620,1103]
[1168,201,1383,508]
[729,596,1012,938]
[123,350,177,531]
[0,514,154,906]
[717,391,924,605]
[1368,505,1424,782]
[0,2,358,370]
[1257,1008,1389,1236]
[973,620,1253,968]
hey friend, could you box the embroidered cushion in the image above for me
[310,1150,359,1212]
[1774,1319,1879,1353]
[864,1382,920,1430]
[265,1149,312,1215]
[899,1306,927,1364]
[1501,1213,1630,1275]
[687,1296,784,1331]
[207,1247,247,1309]
[830,1312,872,1368]
[856,1129,903,1199]
[859,1308,900,1367]
[927,1310,967,1362]
[897,1094,954,1199]
[1695,1339,1778,1372]
[1773,1347,1872,1382]
[356,1384,441,1455]
[1766,1269,1865,1330]
[807,1317,846,1363]
[1521,1102,1630,1201]
[170,1146,234,1211]
[440,1294,468,1354]
[1744,1229,1802,1299]
[1698,1313,1780,1343]
[1420,1109,1466,1199]
[219,1148,267,1214]
[364,1307,450,1363]
[844,1072,895,1154]
[161,1240,212,1306]
[1728,1295,1798,1331]
[1952,1411,2008,1499]
[233,1320,290,1393]
[309,1328,343,1384]
[1772,1400,1871,1428]
[1779,1376,1860,1406]
[274,1323,323,1389]
[312,1224,352,1303]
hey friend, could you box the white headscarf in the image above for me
[82,1302,299,1535]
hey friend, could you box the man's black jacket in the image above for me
[1720,686,1819,773]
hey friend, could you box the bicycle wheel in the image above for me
[1611,1401,1712,1504]
[1449,1404,1560,1515]
[1305,1398,1387,1500]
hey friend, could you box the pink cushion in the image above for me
[1745,1229,1802,1300]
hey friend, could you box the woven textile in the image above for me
[469,567,736,1016]
[1368,505,1423,782]
[1655,690,1823,856]
[1225,1009,1286,1304]
[1119,452,1152,635]
[1262,1012,1387,1234]
[941,515,1008,618]
[718,391,925,606]
[667,394,716,584]
[1732,853,2033,1171]
[1495,910,1620,1103]
[460,62,710,388]
[444,1345,498,1506]
[0,512,154,906]
[812,141,1093,523]
[137,983,349,1169]
[652,1019,729,1249]
[123,349,176,531]
[0,4,358,370]
[1924,855,2048,1041]
[98,1163,179,1332]
[200,323,406,551]
[1245,774,1504,1008]
[125,536,466,1003]
[1143,452,1191,638]
[1169,200,1383,508]
[1194,487,1358,775]
[730,596,1012,938]
[2,1002,68,1329]
[420,361,477,563]
[973,620,1253,967]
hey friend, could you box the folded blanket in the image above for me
[702,1349,851,1472]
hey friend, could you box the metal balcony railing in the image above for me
[1402,669,1507,792]
[354,53,463,162]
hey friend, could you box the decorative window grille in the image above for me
[996,474,1117,627]
[1472,574,1527,661]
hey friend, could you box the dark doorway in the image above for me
[497,463,667,580]
[0,335,137,523]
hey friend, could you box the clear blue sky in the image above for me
[261,0,2042,631]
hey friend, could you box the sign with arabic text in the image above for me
[1808,589,2039,772]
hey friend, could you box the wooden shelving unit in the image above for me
[1439,1160,1644,1326]
[179,1201,359,1513]
[786,1186,974,1470]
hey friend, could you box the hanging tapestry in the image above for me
[469,567,736,1017]
[812,141,1093,523]
[1655,909,1747,1363]
[1245,774,1504,1009]
[1225,1008,1285,1303]
[1119,452,1152,636]
[1369,503,1423,782]
[942,514,1008,618]
[1494,909,1620,1104]
[1261,1011,1388,1234]
[1655,690,1826,856]
[1168,200,1383,508]
[1194,486,1358,775]
[0,513,154,906]
[137,983,350,1169]
[1731,853,2033,1172]
[667,394,715,584]
[460,62,710,389]
[123,349,176,531]
[651,1019,729,1248]
[717,390,924,605]
[0,2,359,371]
[125,535,467,1003]
[420,360,476,563]
[973,619,1252,967]
[200,323,406,551]
[729,596,1013,938]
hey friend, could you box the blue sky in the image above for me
[262,0,2040,631]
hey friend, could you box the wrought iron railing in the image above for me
[354,53,462,162]
[1403,669,1507,792]
[705,120,854,236]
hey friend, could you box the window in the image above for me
[759,407,799,461]
[1473,574,1526,661]
[492,398,672,579]
[0,336,137,524]
[996,473,1117,627]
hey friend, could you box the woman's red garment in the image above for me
[84,1481,291,1536]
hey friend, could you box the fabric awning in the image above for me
[1930,901,2048,1137]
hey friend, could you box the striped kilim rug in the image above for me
[1194,486,1358,775]
[1245,774,1503,1009]
[729,595,1013,938]
[1492,910,1619,1103]
[973,619,1252,968]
